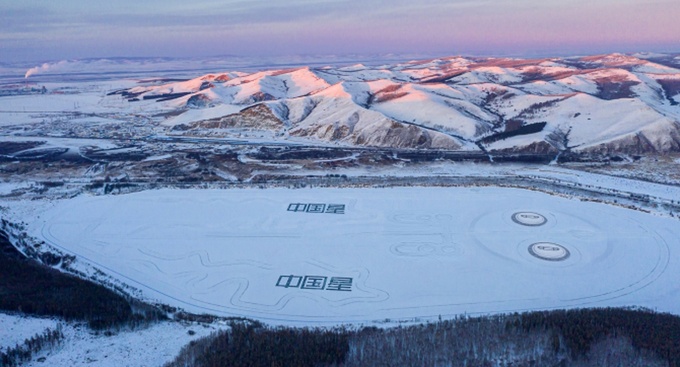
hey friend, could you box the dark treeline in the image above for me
[168,308,679,367]
[1,326,63,367]
[0,230,165,330]
[479,121,548,145]
[518,308,680,365]
[167,322,348,367]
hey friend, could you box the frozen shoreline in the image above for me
[4,186,676,327]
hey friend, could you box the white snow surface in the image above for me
[23,318,219,367]
[369,83,494,138]
[18,186,680,326]
[0,313,59,349]
[1,311,221,366]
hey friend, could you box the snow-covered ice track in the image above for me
[528,242,570,261]
[29,187,680,325]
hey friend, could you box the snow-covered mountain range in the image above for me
[113,53,680,154]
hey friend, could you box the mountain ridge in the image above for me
[112,53,680,155]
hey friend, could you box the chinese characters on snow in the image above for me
[287,203,345,214]
[276,275,353,291]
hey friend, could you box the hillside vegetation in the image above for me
[167,308,680,367]
[0,230,164,330]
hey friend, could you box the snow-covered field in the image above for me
[3,53,680,365]
[23,321,220,367]
[20,187,680,325]
[0,313,59,349]
[0,312,222,367]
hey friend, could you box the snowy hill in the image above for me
[113,53,680,154]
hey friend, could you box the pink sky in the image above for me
[1,0,678,62]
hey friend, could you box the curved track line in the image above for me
[33,187,679,324]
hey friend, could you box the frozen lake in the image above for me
[29,187,680,324]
